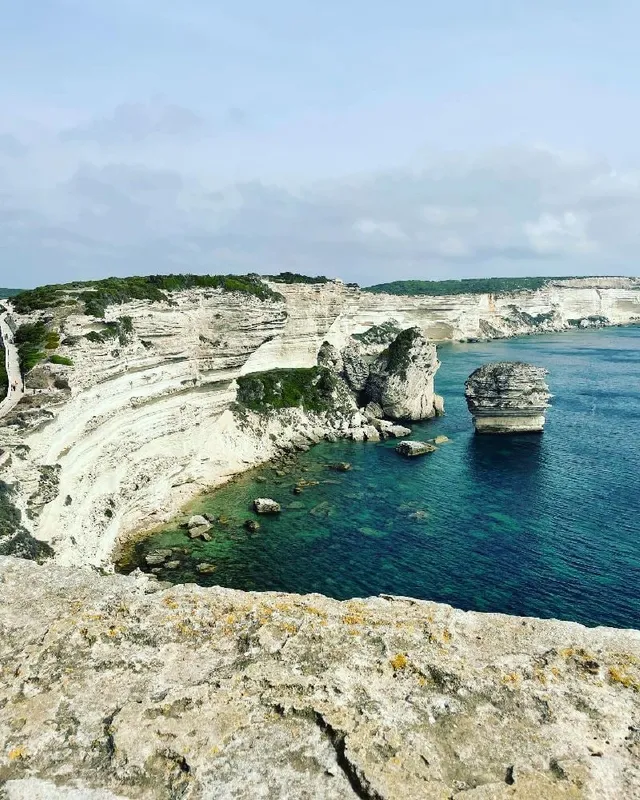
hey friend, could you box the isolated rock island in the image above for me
[465,362,551,433]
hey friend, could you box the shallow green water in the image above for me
[121,326,640,629]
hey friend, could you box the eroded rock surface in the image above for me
[0,557,638,799]
[367,328,444,421]
[465,362,551,434]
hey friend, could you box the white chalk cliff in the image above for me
[1,276,639,567]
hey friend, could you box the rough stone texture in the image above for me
[395,440,438,457]
[465,362,551,434]
[253,498,281,514]
[0,557,638,799]
[367,328,444,421]
[340,339,370,393]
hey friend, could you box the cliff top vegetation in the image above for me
[363,276,573,296]
[12,274,283,317]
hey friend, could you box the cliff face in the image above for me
[0,277,639,567]
[0,557,638,800]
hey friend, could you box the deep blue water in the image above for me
[122,327,640,629]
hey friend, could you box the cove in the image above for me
[118,326,640,630]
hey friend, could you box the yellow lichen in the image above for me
[608,666,640,691]
[390,653,409,671]
[7,746,26,761]
[342,614,364,626]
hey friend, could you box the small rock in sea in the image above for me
[217,515,231,525]
[196,563,217,574]
[255,476,268,483]
[189,525,212,540]
[164,560,181,569]
[253,498,281,514]
[433,435,451,445]
[293,486,303,495]
[144,549,173,566]
[409,510,429,521]
[310,501,334,518]
[274,469,287,477]
[244,520,261,532]
[287,501,306,510]
[395,441,438,458]
[329,462,352,472]
[387,425,412,438]
[187,515,210,530]
[324,432,338,443]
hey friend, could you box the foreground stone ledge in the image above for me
[0,557,639,799]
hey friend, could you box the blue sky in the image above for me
[2,1,640,287]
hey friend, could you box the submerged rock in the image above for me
[395,440,438,457]
[253,498,281,514]
[144,549,173,566]
[187,515,210,530]
[244,520,261,532]
[465,362,551,434]
[195,562,217,574]
[189,525,212,540]
[367,327,444,420]
[329,462,352,472]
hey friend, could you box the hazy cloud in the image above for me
[1,104,639,287]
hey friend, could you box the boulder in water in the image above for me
[464,362,551,433]
[187,515,210,530]
[253,498,281,514]
[395,441,438,457]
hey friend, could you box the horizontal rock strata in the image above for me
[1,277,639,565]
[465,362,551,434]
[0,557,638,800]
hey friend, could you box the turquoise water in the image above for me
[122,326,640,629]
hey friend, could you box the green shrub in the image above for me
[49,355,73,366]
[353,320,402,346]
[364,277,576,297]
[269,272,329,285]
[236,367,337,412]
[84,331,104,344]
[14,274,283,316]
[383,327,421,379]
[15,322,48,374]
[45,331,61,350]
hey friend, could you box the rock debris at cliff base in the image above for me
[0,557,638,800]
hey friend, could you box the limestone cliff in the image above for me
[465,363,551,434]
[0,275,639,567]
[0,557,638,800]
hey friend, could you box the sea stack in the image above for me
[465,362,551,433]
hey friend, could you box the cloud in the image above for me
[1,111,640,287]
[59,100,207,144]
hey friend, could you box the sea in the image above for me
[119,326,640,629]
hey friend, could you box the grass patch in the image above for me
[45,330,60,349]
[364,277,575,296]
[13,274,283,316]
[236,367,337,412]
[49,355,73,366]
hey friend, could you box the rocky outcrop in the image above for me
[0,556,638,800]
[465,362,551,433]
[253,498,281,514]
[395,440,437,457]
[367,328,444,420]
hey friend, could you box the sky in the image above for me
[2,1,640,288]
